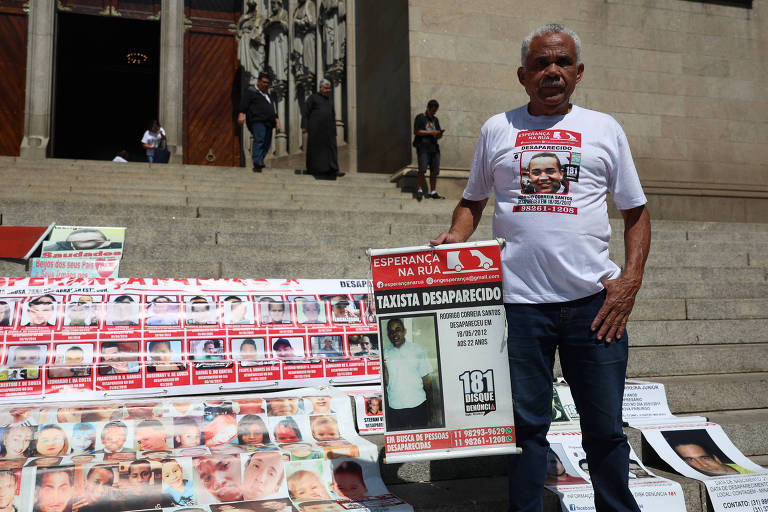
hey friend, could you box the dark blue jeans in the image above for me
[385,400,429,432]
[505,290,640,512]
[250,122,273,167]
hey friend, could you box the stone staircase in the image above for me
[1,156,767,511]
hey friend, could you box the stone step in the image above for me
[687,299,768,320]
[117,258,370,279]
[636,219,768,233]
[627,344,768,378]
[653,373,768,414]
[0,165,395,186]
[197,206,462,225]
[610,249,749,268]
[33,235,757,270]
[636,282,768,299]
[115,260,221,278]
[0,217,490,244]
[636,267,767,284]
[0,178,405,197]
[387,476,512,512]
[0,260,25,277]
[0,201,468,226]
[705,409,768,457]
[628,319,768,346]
[0,200,198,222]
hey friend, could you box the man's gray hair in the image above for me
[319,78,332,89]
[521,24,582,67]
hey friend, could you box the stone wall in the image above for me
[407,0,768,196]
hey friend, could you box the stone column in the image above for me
[288,0,301,153]
[343,0,356,172]
[159,0,185,163]
[20,0,55,160]
[315,0,322,82]
[334,79,344,143]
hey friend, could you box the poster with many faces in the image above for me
[0,278,380,401]
[0,387,412,512]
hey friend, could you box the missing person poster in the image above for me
[544,431,687,511]
[344,385,385,435]
[637,422,768,512]
[623,380,706,426]
[5,387,413,512]
[0,278,380,401]
[40,226,126,259]
[368,240,518,462]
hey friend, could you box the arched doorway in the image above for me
[52,12,160,161]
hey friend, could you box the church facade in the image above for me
[0,0,354,167]
[2,0,768,220]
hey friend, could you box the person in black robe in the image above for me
[303,79,344,179]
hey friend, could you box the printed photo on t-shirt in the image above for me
[520,151,571,195]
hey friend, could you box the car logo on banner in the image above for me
[444,249,498,274]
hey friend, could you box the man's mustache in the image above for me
[541,78,564,87]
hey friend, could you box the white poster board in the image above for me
[369,241,518,462]
[545,431,687,512]
[638,422,768,512]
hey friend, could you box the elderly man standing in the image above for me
[303,79,344,179]
[431,24,650,512]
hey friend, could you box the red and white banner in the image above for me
[0,278,379,401]
[369,240,518,462]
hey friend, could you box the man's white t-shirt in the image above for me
[384,342,433,409]
[463,105,647,304]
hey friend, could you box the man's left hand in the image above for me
[593,205,650,342]
[591,275,642,342]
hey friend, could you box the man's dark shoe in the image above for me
[335,172,346,178]
[416,189,424,201]
[429,191,445,199]
[253,163,263,172]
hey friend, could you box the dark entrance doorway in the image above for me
[52,13,160,161]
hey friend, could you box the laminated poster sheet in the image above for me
[40,226,126,259]
[368,240,517,463]
[622,380,706,426]
[0,278,379,401]
[637,422,768,512]
[342,386,384,436]
[544,431,686,512]
[0,387,412,512]
[547,381,687,511]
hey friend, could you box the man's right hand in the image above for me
[430,232,464,246]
